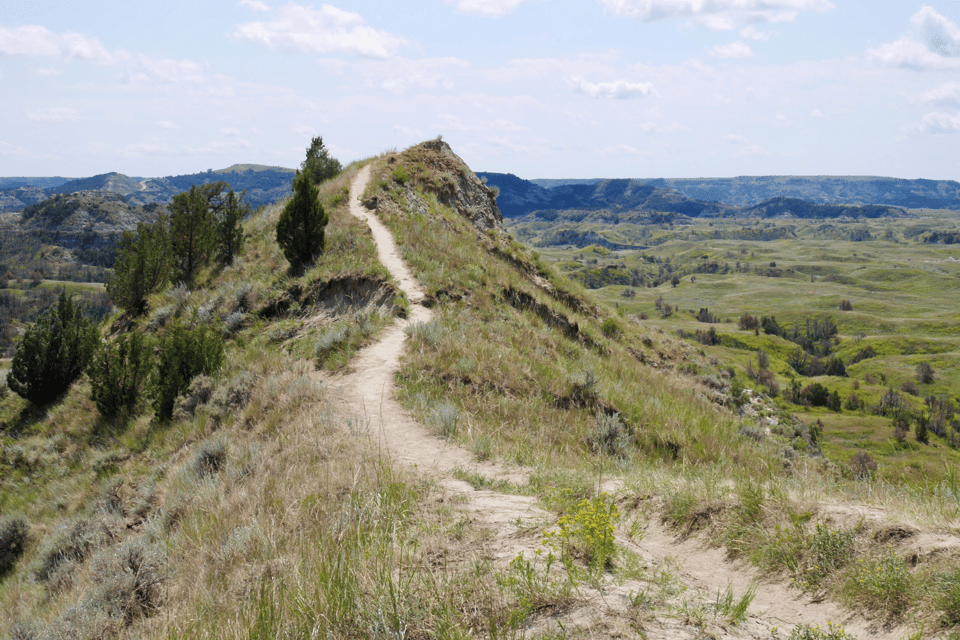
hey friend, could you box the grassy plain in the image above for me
[510,211,960,485]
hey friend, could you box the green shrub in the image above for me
[8,292,101,406]
[276,171,327,274]
[152,321,225,422]
[301,136,342,184]
[844,550,912,616]
[35,517,113,584]
[781,622,856,640]
[543,493,619,573]
[428,401,460,438]
[107,213,172,315]
[937,569,960,627]
[192,438,227,479]
[586,412,632,459]
[600,317,622,338]
[89,331,153,418]
[392,165,411,185]
[0,514,29,575]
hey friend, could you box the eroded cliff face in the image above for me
[378,138,505,234]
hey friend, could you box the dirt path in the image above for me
[320,165,908,639]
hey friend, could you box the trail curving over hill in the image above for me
[319,164,909,640]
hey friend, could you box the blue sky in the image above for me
[1,1,959,180]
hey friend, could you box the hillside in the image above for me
[0,164,295,213]
[644,175,960,208]
[480,172,922,220]
[0,141,957,640]
[479,172,735,218]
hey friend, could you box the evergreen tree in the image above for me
[301,136,341,184]
[89,331,153,418]
[217,189,249,266]
[8,292,100,406]
[276,171,327,273]
[107,213,172,315]
[152,321,224,421]
[169,185,215,285]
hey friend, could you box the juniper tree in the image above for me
[152,321,224,422]
[301,136,341,184]
[8,292,100,406]
[276,171,327,274]
[217,189,248,266]
[107,213,172,315]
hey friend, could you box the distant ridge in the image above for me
[641,175,960,208]
[479,172,960,217]
[0,163,296,212]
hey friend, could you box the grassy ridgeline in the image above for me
[1,145,959,638]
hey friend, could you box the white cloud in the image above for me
[239,0,270,10]
[0,24,211,87]
[37,68,60,76]
[596,0,833,29]
[909,111,960,134]
[597,143,652,157]
[158,120,180,130]
[869,8,960,70]
[710,41,753,58]
[393,125,424,138]
[232,4,408,58]
[920,82,960,107]
[725,132,769,156]
[221,127,242,136]
[869,36,960,70]
[27,107,80,122]
[121,140,178,157]
[447,0,536,16]
[367,57,470,92]
[0,25,112,62]
[568,76,657,98]
[810,108,824,118]
[0,141,24,155]
[122,54,206,84]
[740,25,773,41]
[189,139,253,155]
[292,123,315,135]
[913,5,960,57]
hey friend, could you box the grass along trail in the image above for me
[314,165,910,639]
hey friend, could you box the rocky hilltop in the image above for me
[0,190,157,267]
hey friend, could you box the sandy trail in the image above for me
[318,165,907,638]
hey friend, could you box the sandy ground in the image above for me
[316,165,912,639]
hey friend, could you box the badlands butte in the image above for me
[0,139,959,640]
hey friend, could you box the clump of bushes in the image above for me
[586,412,632,459]
[34,517,116,587]
[428,401,461,439]
[89,331,153,418]
[0,514,29,575]
[153,321,225,421]
[192,439,227,479]
[8,292,100,406]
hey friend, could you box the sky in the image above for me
[1,1,959,180]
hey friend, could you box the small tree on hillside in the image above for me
[169,181,231,285]
[217,189,249,266]
[89,331,153,418]
[152,321,224,422]
[8,292,100,406]
[276,171,327,274]
[108,213,172,315]
[301,136,342,184]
